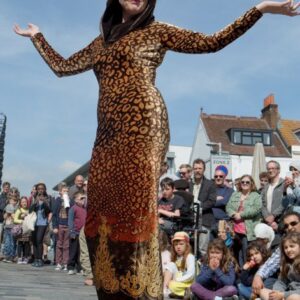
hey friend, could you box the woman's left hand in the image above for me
[269,290,284,300]
[256,0,300,16]
[234,212,241,221]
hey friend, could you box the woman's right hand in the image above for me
[13,23,40,38]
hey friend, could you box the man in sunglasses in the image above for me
[252,211,300,297]
[212,166,233,224]
[261,160,285,231]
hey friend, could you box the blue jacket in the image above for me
[52,197,74,229]
[213,185,234,221]
[196,263,236,290]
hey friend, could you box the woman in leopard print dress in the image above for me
[14,1,300,299]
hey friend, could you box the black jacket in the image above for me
[190,177,216,228]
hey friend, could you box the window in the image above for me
[295,130,300,142]
[231,129,272,146]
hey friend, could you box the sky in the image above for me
[1,0,300,195]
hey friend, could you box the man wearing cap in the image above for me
[252,211,300,297]
[283,161,300,209]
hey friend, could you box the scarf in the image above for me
[101,0,156,44]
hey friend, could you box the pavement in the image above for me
[0,261,174,300]
[0,261,97,300]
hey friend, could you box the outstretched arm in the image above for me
[256,0,300,15]
[160,1,300,54]
[14,23,98,77]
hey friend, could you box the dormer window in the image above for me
[295,130,300,142]
[230,129,272,146]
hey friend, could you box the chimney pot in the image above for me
[264,94,275,108]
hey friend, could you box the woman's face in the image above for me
[173,240,187,256]
[119,0,148,22]
[20,198,28,209]
[284,240,300,260]
[209,248,223,261]
[249,249,263,265]
[240,176,252,193]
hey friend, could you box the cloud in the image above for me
[58,160,81,173]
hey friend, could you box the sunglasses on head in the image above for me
[289,167,298,172]
[284,221,299,230]
[241,181,251,185]
[214,175,224,179]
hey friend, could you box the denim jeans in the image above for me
[238,283,252,300]
[3,228,15,258]
[0,223,4,249]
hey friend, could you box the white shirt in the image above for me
[267,180,279,213]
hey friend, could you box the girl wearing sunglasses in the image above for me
[226,175,262,266]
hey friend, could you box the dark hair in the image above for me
[35,183,48,197]
[280,232,300,278]
[283,210,300,223]
[2,181,10,188]
[205,239,239,273]
[8,187,20,203]
[158,230,171,252]
[192,158,206,171]
[160,177,174,189]
[259,172,269,180]
[246,240,271,266]
[73,191,85,199]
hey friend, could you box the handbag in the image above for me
[22,212,37,234]
[11,224,23,237]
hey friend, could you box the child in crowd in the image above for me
[67,192,87,275]
[158,178,184,236]
[191,239,239,300]
[218,220,234,249]
[163,231,195,298]
[238,240,270,300]
[260,232,300,300]
[159,230,171,273]
[30,192,52,267]
[52,184,71,271]
[2,204,17,262]
[14,196,30,264]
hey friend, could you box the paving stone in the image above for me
[0,262,97,300]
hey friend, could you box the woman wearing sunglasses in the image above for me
[226,174,262,266]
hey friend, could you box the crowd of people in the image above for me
[0,175,93,286]
[0,158,300,300]
[158,159,300,300]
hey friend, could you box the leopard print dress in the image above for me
[31,7,261,300]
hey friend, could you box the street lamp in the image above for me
[206,142,222,156]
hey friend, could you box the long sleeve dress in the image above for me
[30,7,262,300]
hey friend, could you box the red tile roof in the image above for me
[201,113,290,157]
[278,119,300,148]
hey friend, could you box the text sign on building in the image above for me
[211,154,232,180]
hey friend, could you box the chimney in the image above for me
[261,94,280,130]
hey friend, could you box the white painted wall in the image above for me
[190,118,211,164]
[231,155,294,180]
[169,145,192,171]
